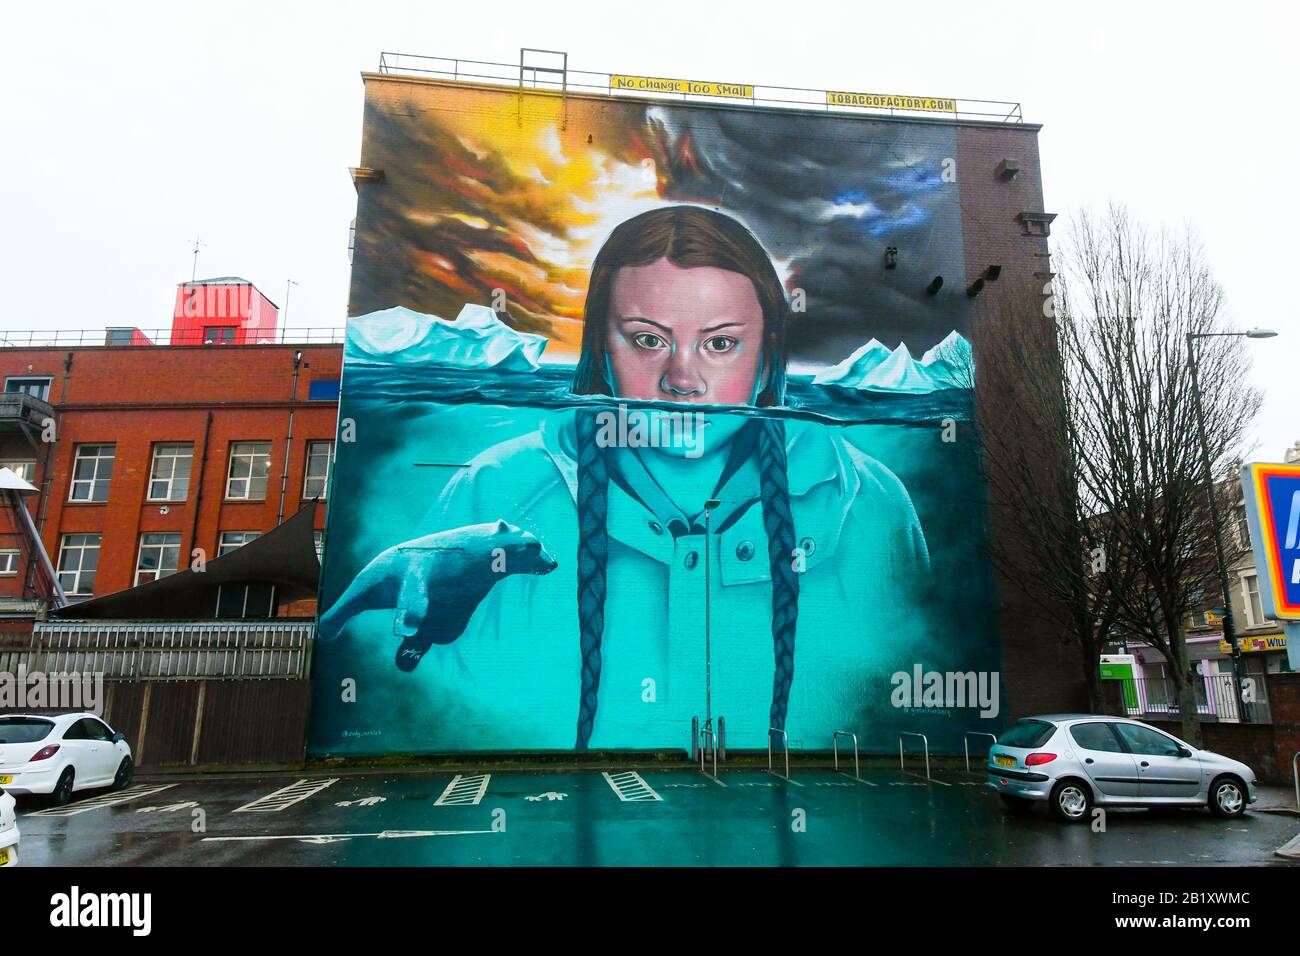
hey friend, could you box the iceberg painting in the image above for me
[814,331,973,393]
[345,304,548,371]
[812,338,891,386]
[919,331,975,389]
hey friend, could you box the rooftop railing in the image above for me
[0,328,346,349]
[376,51,1025,124]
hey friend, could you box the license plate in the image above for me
[0,775,11,785]
[994,755,1016,768]
[0,848,9,866]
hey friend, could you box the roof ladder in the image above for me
[518,48,568,130]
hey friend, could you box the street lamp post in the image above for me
[1186,328,1276,721]
[703,498,721,752]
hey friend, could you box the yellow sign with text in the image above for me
[610,75,753,99]
[827,91,957,113]
[1219,633,1288,654]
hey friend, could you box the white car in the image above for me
[0,714,134,806]
[0,788,17,866]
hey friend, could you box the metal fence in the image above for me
[1120,673,1271,724]
[2,620,314,681]
[0,328,346,348]
[376,51,1025,124]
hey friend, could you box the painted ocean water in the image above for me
[342,362,974,427]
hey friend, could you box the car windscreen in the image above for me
[997,720,1056,749]
[0,717,56,744]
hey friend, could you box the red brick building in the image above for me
[0,279,341,631]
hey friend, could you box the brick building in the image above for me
[0,279,342,633]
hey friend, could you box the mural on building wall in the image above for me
[310,82,999,755]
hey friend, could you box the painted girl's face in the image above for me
[606,257,765,405]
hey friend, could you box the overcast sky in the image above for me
[2,1,1295,458]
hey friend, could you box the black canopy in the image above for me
[53,502,321,619]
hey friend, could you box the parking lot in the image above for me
[12,764,1300,867]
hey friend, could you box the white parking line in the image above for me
[26,784,179,817]
[434,773,490,806]
[767,773,804,787]
[901,771,951,787]
[202,828,495,845]
[837,772,879,787]
[602,771,662,802]
[232,778,339,813]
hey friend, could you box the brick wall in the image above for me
[957,126,1088,717]
[1265,671,1300,786]
[1147,672,1300,784]
[0,343,341,608]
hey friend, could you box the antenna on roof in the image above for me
[284,279,299,324]
[188,234,206,281]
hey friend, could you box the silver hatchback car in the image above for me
[987,715,1257,823]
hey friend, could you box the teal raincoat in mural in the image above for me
[388,412,930,751]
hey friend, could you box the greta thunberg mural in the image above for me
[310,78,999,755]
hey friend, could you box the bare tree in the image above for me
[975,205,1260,744]
[973,273,1129,713]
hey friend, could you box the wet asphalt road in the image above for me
[11,766,1299,867]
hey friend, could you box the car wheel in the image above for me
[52,768,75,807]
[1000,793,1034,814]
[1049,779,1093,823]
[112,757,134,791]
[1208,776,1246,818]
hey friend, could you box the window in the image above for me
[1114,722,1185,757]
[69,444,115,502]
[57,533,100,595]
[0,716,55,744]
[226,442,271,500]
[148,443,194,501]
[1233,504,1250,551]
[218,531,262,556]
[4,376,52,401]
[216,583,276,619]
[303,440,334,499]
[135,532,181,584]
[997,720,1056,749]
[81,718,114,742]
[1242,573,1266,628]
[203,326,236,345]
[314,530,324,562]
[1069,722,1125,753]
[66,717,113,742]
[0,460,35,482]
[106,328,134,347]
[0,550,18,575]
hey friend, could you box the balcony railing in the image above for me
[2,620,315,680]
[0,328,346,348]
[0,391,55,430]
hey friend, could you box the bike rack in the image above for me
[768,727,790,780]
[1293,751,1299,813]
[899,732,930,780]
[963,732,998,773]
[699,725,718,780]
[833,730,860,780]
